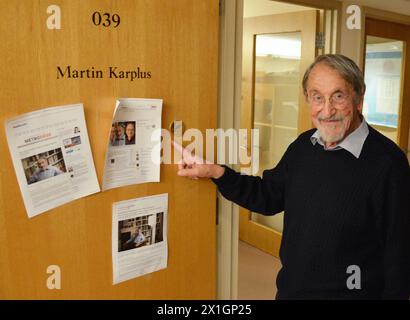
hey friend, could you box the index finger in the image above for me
[172,140,185,155]
[172,140,193,161]
[172,140,205,164]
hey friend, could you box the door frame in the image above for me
[217,0,243,300]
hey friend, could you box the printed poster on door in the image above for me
[102,98,162,190]
[5,103,100,218]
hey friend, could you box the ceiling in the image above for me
[244,0,313,18]
[244,0,410,18]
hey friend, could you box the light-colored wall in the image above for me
[339,1,365,69]
[217,0,242,300]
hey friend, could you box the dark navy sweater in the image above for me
[213,127,410,299]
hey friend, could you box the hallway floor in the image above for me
[238,240,282,300]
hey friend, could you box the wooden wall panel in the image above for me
[0,0,218,299]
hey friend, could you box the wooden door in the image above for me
[239,10,318,258]
[0,0,218,299]
[364,18,410,154]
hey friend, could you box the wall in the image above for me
[339,1,365,68]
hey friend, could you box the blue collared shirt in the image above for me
[28,166,63,184]
[310,119,369,159]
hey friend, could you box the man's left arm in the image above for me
[382,154,410,299]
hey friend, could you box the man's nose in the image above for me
[321,98,336,117]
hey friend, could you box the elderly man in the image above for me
[125,227,147,248]
[175,54,410,299]
[112,123,126,146]
[28,156,63,184]
[125,122,136,145]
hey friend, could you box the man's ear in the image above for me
[355,87,365,112]
[356,96,364,113]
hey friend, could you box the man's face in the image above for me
[306,63,362,145]
[37,158,48,170]
[126,123,135,139]
[116,125,124,137]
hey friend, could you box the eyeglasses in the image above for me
[307,92,350,109]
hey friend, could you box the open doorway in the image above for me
[238,0,333,300]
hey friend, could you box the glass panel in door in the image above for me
[363,36,405,143]
[250,32,301,232]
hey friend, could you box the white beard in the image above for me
[318,125,346,144]
[316,113,353,145]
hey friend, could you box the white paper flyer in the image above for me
[5,103,100,218]
[112,193,168,284]
[102,98,162,191]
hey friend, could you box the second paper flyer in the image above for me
[103,98,163,191]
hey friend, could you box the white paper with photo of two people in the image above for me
[102,98,162,191]
[5,103,100,218]
[112,193,168,284]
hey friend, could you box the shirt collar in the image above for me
[310,118,369,159]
